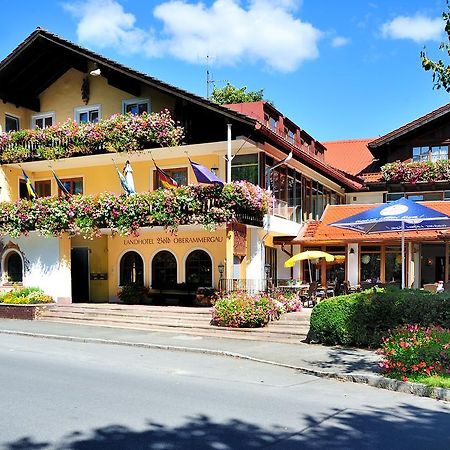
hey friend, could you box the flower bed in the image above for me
[379,325,450,383]
[211,291,302,328]
[0,181,270,237]
[381,160,450,183]
[0,110,184,163]
[0,287,54,320]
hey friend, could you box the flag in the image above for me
[21,168,36,199]
[154,163,178,189]
[51,170,71,196]
[189,159,224,186]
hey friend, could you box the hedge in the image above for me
[308,288,450,348]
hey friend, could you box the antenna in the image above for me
[206,55,227,99]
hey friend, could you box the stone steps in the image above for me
[40,304,311,343]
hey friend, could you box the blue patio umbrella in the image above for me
[330,197,450,288]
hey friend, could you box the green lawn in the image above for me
[407,374,450,389]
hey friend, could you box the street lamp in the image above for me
[264,263,271,293]
[218,262,225,291]
[265,151,293,192]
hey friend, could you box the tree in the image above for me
[210,83,265,105]
[421,1,450,91]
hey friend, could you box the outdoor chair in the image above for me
[342,281,357,295]
[301,281,318,307]
[423,283,438,293]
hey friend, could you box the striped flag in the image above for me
[21,168,36,199]
[51,170,71,196]
[154,162,178,190]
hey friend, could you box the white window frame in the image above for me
[74,104,102,123]
[5,114,20,132]
[31,112,55,129]
[122,98,151,115]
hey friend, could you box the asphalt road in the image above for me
[0,334,449,450]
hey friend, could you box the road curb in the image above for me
[1,328,449,401]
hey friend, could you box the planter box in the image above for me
[0,303,53,320]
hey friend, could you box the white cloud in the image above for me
[381,15,443,43]
[64,0,322,72]
[331,36,350,48]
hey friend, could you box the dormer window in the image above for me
[123,98,150,115]
[75,105,100,123]
[412,145,448,162]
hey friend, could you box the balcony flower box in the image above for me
[382,160,450,184]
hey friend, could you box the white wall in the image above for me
[347,243,359,286]
[347,192,384,204]
[1,234,71,302]
[277,248,291,280]
[246,228,264,286]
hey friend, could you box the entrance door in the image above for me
[71,247,90,302]
[421,244,445,286]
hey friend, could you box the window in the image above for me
[412,145,449,162]
[75,105,100,123]
[59,178,83,195]
[153,167,187,190]
[119,251,144,286]
[185,250,212,287]
[32,113,54,129]
[287,129,295,144]
[35,180,51,198]
[232,154,259,185]
[123,98,150,115]
[360,246,381,283]
[5,114,19,132]
[152,250,177,289]
[385,246,402,283]
[4,251,23,283]
[19,179,29,199]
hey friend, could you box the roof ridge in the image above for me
[324,138,375,144]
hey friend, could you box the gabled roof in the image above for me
[274,201,450,244]
[369,103,450,149]
[323,138,375,176]
[0,28,255,125]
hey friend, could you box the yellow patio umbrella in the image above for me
[320,255,346,266]
[284,250,335,283]
[284,250,335,268]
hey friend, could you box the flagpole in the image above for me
[401,220,405,289]
[227,124,232,183]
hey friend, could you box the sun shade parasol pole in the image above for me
[401,220,405,289]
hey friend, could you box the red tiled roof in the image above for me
[274,202,450,244]
[369,103,450,149]
[323,138,375,176]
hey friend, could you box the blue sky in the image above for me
[2,0,450,141]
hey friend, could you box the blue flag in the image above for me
[189,159,224,186]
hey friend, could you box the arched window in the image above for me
[119,251,144,286]
[152,251,177,289]
[185,250,212,287]
[5,251,23,283]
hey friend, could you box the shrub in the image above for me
[379,325,450,381]
[118,283,149,304]
[211,292,279,328]
[0,287,53,304]
[309,287,450,348]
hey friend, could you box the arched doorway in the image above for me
[152,251,177,289]
[185,250,212,287]
[120,251,144,286]
[4,251,23,283]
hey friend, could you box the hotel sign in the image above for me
[123,236,224,246]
